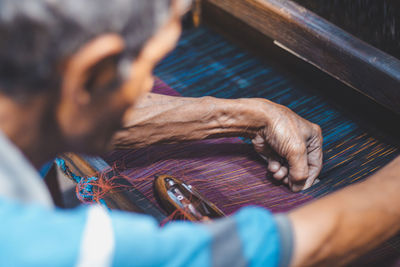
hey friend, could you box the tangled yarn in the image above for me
[55,158,99,203]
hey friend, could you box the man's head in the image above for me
[0,0,186,160]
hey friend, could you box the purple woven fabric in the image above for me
[104,78,312,214]
[103,78,400,266]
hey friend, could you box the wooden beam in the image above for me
[203,0,400,115]
[59,154,167,222]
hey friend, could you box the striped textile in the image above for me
[153,26,400,198]
[102,26,400,266]
[106,79,312,214]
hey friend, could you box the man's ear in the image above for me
[61,33,125,106]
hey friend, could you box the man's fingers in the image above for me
[301,134,323,190]
[257,152,282,173]
[253,121,323,192]
[303,164,322,190]
[287,145,309,182]
[252,136,285,174]
[285,144,309,191]
[290,181,306,192]
[268,160,281,173]
[288,146,322,191]
[273,166,288,180]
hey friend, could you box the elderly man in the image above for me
[0,0,399,266]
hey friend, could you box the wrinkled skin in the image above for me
[252,102,323,191]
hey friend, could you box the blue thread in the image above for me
[55,158,99,202]
[154,26,399,197]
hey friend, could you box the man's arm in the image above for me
[113,93,323,191]
[113,93,263,147]
[289,156,400,266]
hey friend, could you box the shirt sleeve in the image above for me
[0,198,293,267]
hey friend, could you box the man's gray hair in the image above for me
[0,0,171,97]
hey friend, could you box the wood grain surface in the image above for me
[203,0,400,115]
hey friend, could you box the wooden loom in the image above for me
[202,0,400,114]
[48,1,400,265]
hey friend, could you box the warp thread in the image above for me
[150,25,400,265]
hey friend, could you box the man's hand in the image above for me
[250,101,323,192]
[114,93,323,191]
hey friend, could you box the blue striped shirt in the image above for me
[0,131,293,267]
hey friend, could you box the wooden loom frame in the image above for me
[51,0,400,211]
[200,0,400,115]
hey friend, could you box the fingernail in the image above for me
[290,182,306,192]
